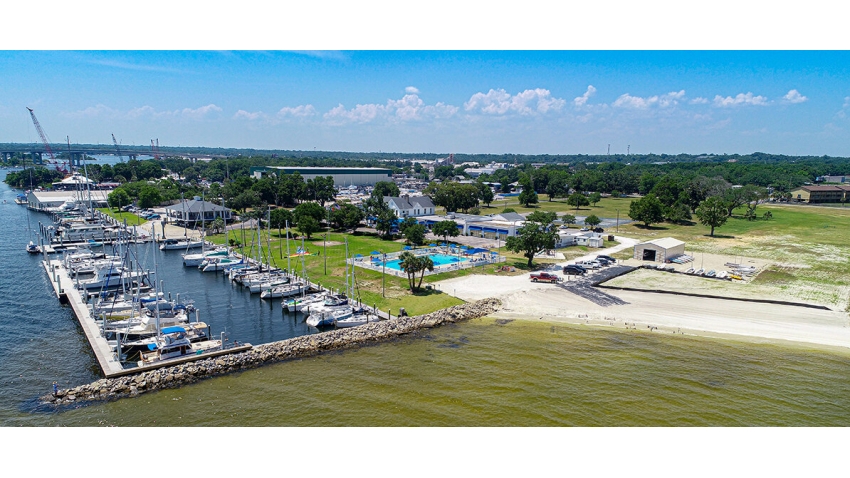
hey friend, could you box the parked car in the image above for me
[597,255,616,262]
[530,272,563,283]
[144,213,161,219]
[576,260,603,269]
[563,265,587,275]
[593,227,605,233]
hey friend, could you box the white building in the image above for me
[633,237,686,262]
[555,231,605,248]
[384,196,436,218]
[416,212,525,241]
[250,166,393,187]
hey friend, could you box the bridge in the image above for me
[0,143,229,167]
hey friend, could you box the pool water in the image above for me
[381,253,468,271]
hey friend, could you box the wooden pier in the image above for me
[41,259,253,378]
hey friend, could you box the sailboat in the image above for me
[182,193,229,265]
[24,161,42,254]
[306,237,355,327]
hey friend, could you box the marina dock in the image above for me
[41,258,252,378]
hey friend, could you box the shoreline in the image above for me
[433,236,850,355]
[491,307,850,356]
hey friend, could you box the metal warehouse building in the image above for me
[250,166,393,187]
[633,237,686,263]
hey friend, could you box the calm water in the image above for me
[383,253,468,271]
[3,171,850,426]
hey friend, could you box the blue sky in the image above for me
[3,50,849,156]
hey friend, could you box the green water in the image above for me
[29,318,850,426]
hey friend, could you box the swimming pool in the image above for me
[380,253,469,271]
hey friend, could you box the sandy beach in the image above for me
[434,236,850,352]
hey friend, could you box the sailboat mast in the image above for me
[285,220,291,275]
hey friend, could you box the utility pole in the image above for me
[607,144,610,156]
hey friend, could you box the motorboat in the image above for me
[201,256,243,272]
[335,309,378,328]
[137,331,219,366]
[694,268,705,275]
[74,265,147,291]
[101,305,191,340]
[246,273,289,293]
[305,295,353,327]
[260,281,306,299]
[115,322,210,357]
[705,270,716,277]
[283,293,326,313]
[684,268,695,274]
[716,271,728,279]
[26,241,42,254]
[160,238,203,251]
[182,247,229,267]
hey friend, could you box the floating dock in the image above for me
[41,259,252,378]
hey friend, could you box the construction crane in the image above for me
[112,133,124,163]
[151,138,161,159]
[26,107,68,174]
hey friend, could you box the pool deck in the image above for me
[350,247,505,277]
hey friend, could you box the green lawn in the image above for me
[205,229,466,316]
[97,208,146,226]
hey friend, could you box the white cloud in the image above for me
[233,110,267,121]
[178,104,222,119]
[66,104,120,119]
[574,85,596,107]
[464,88,566,115]
[690,97,709,104]
[844,97,850,108]
[405,86,420,94]
[783,89,808,104]
[713,92,768,107]
[323,93,458,124]
[277,105,317,117]
[612,90,685,109]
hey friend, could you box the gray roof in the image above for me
[165,199,231,213]
[383,196,434,210]
[494,212,525,222]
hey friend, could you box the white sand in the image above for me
[434,236,850,351]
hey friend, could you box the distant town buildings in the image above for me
[790,185,850,203]
[250,166,393,187]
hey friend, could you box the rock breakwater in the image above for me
[44,298,501,405]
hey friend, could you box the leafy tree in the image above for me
[695,196,729,236]
[628,193,665,227]
[398,251,434,292]
[229,189,262,212]
[432,220,460,244]
[295,216,320,239]
[517,174,538,207]
[372,181,400,200]
[722,185,761,217]
[610,190,622,199]
[518,187,538,207]
[430,182,479,213]
[209,217,225,234]
[502,207,516,213]
[664,202,692,224]
[108,188,131,210]
[567,192,590,210]
[404,224,426,246]
[398,216,418,235]
[269,207,294,231]
[584,214,601,228]
[278,172,306,206]
[330,202,365,231]
[306,176,335,206]
[545,175,568,201]
[588,192,602,206]
[293,201,327,225]
[138,184,163,209]
[475,180,495,206]
[763,211,773,220]
[375,208,397,239]
[504,210,558,267]
[561,214,576,228]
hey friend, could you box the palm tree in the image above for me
[415,256,434,290]
[398,251,420,292]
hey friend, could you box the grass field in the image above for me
[97,208,146,226]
